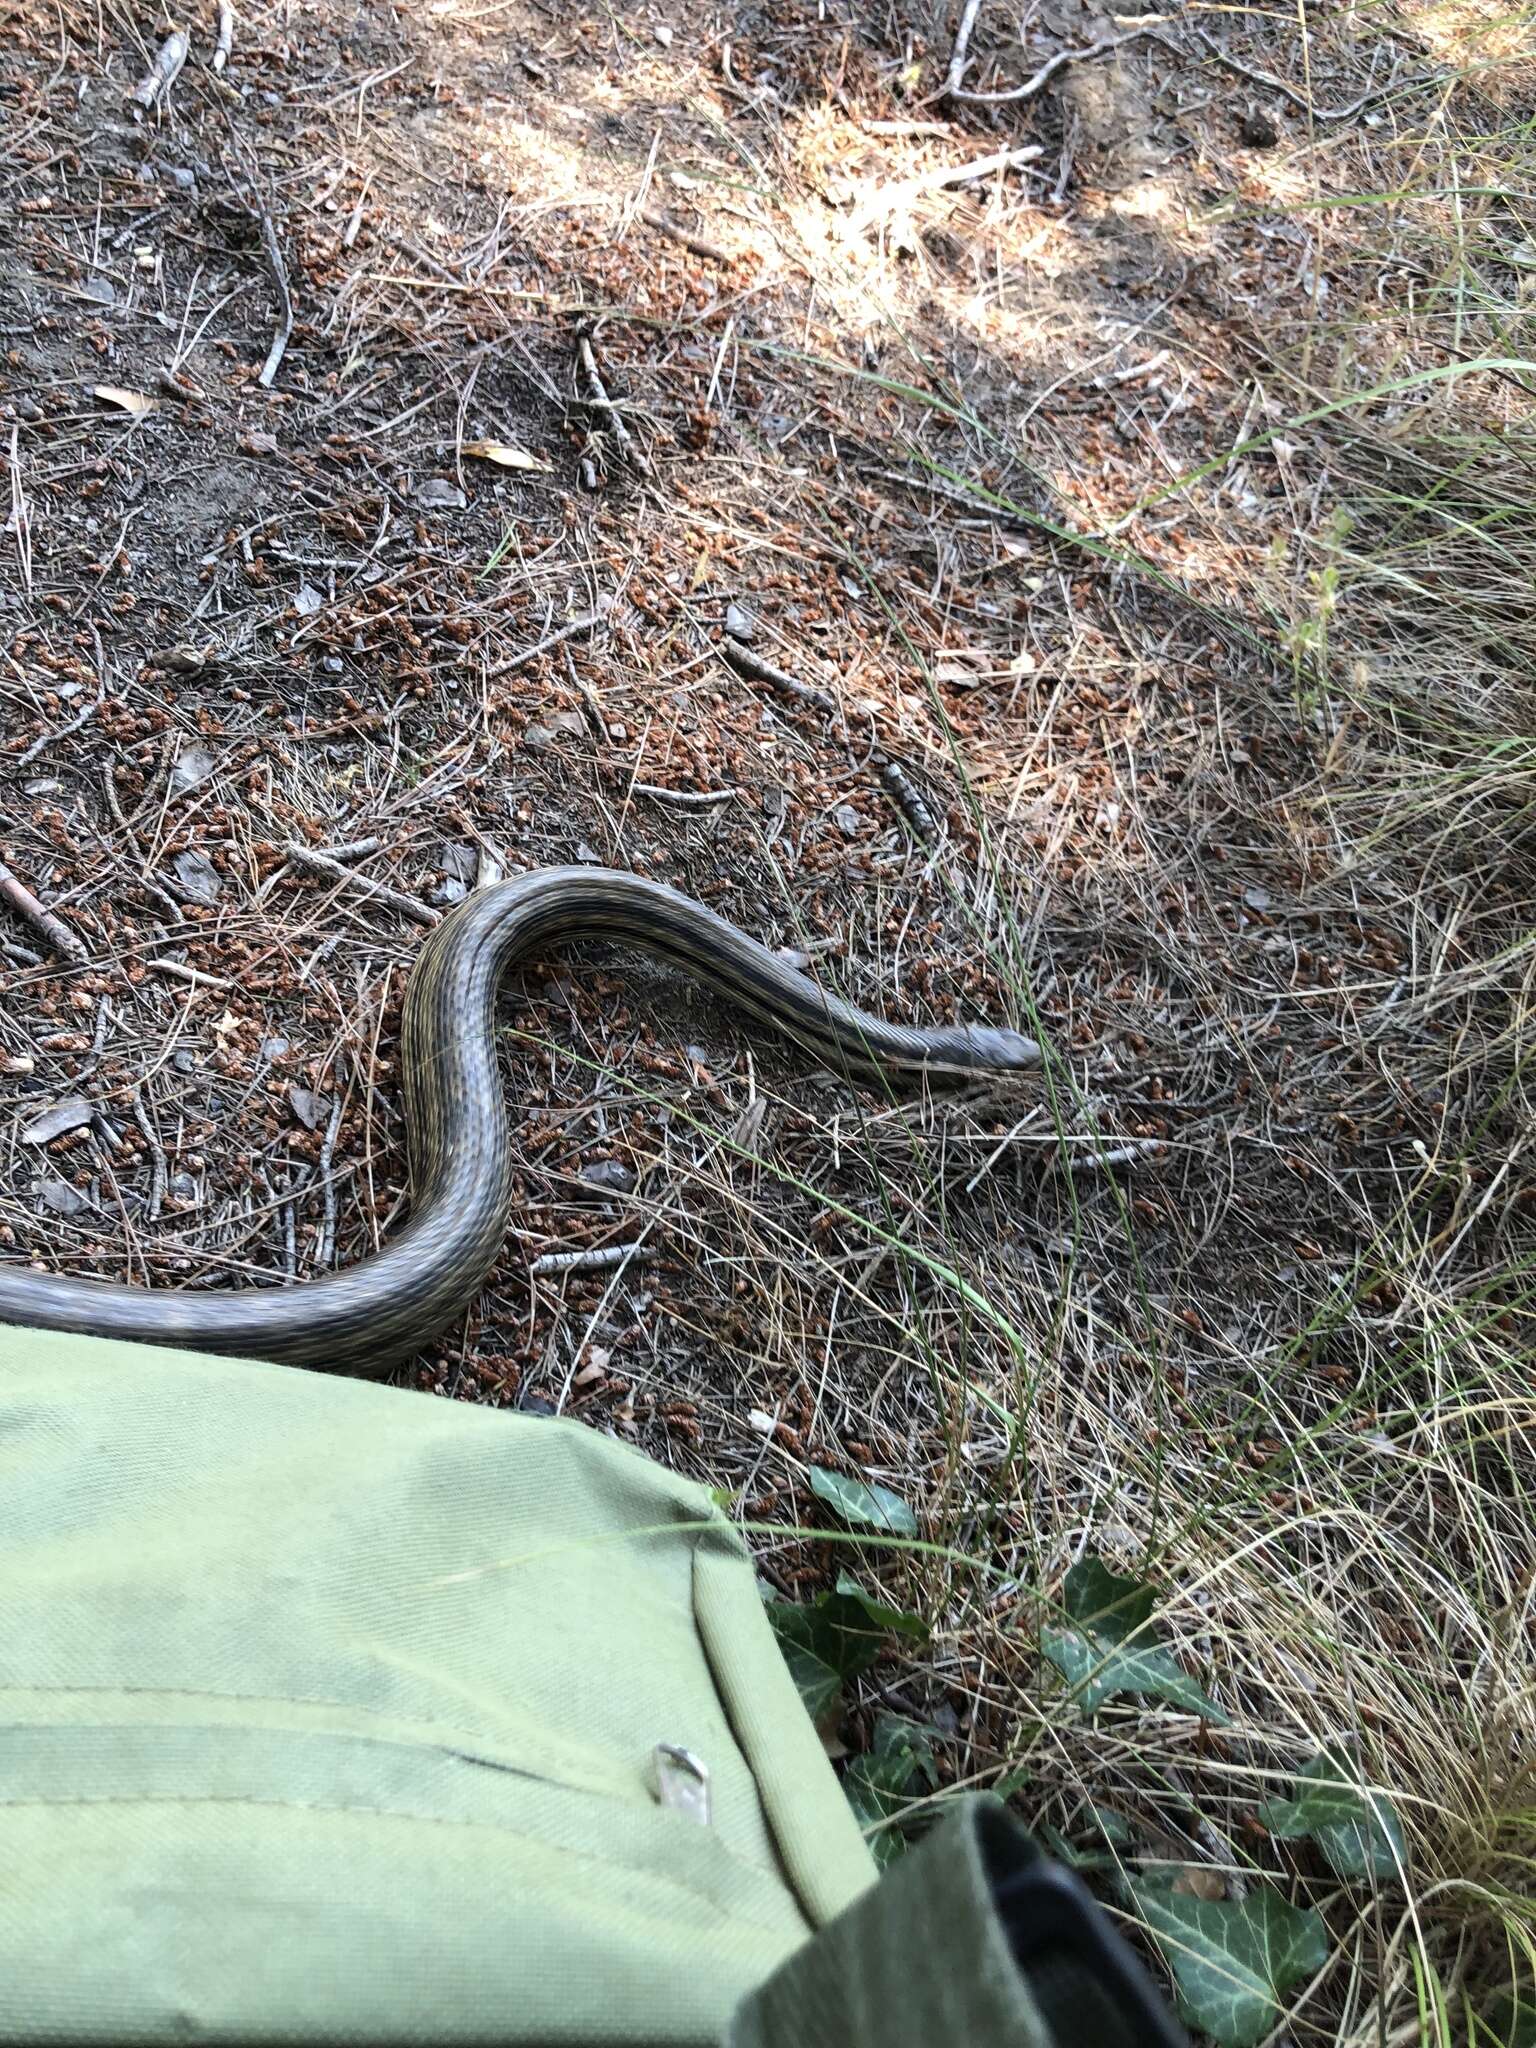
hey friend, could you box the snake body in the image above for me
[0,869,1038,1373]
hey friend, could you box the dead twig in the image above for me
[253,199,294,389]
[6,425,31,595]
[639,208,733,266]
[1188,26,1418,121]
[0,856,88,963]
[131,1087,167,1220]
[129,28,190,113]
[147,958,233,990]
[314,1081,346,1269]
[314,835,382,863]
[946,24,1152,106]
[720,636,835,714]
[850,145,1044,233]
[212,0,234,71]
[487,607,606,679]
[284,842,440,927]
[13,687,104,770]
[631,782,738,808]
[530,1243,652,1278]
[576,333,653,479]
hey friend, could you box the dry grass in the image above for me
[1,0,1534,2037]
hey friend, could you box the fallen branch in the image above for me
[212,0,234,71]
[1058,1138,1166,1177]
[129,27,190,112]
[314,1081,346,1269]
[284,842,440,927]
[576,333,652,478]
[0,856,88,963]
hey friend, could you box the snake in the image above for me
[0,868,1039,1373]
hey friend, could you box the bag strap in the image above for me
[727,1796,1186,2048]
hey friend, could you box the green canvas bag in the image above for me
[0,1324,1178,2047]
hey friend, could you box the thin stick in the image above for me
[1189,27,1413,121]
[7,425,31,595]
[487,607,605,679]
[1058,1138,1166,1176]
[0,856,88,962]
[531,1243,652,1278]
[284,842,440,926]
[720,636,835,714]
[944,0,985,97]
[314,835,382,862]
[131,1087,167,1219]
[147,957,232,990]
[576,333,652,478]
[639,208,733,266]
[129,28,190,111]
[948,32,1147,106]
[631,782,738,807]
[314,1082,346,1268]
[212,0,234,71]
[850,144,1044,233]
[254,203,294,389]
[13,688,103,770]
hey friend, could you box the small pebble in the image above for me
[580,1158,637,1197]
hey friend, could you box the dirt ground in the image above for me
[3,0,1533,2030]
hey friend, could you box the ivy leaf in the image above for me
[1483,1986,1536,2048]
[1127,1882,1328,2046]
[772,1635,842,1724]
[1064,1557,1158,1635]
[829,1571,928,1639]
[808,1466,919,1537]
[765,1576,927,1724]
[843,1714,938,1868]
[1259,1749,1406,1880]
[1040,1557,1227,1721]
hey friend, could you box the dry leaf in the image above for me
[462,440,553,474]
[94,385,159,419]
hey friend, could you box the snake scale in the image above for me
[0,868,1039,1372]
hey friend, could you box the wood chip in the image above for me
[94,386,159,418]
[462,439,553,473]
[20,1098,94,1146]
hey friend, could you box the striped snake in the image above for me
[0,869,1038,1373]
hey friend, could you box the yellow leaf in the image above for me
[93,385,159,418]
[462,439,552,473]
